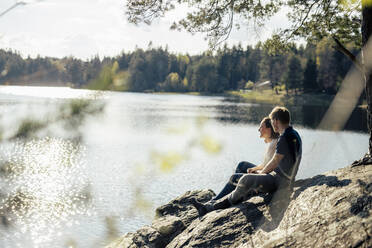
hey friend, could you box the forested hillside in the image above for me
[0,38,356,94]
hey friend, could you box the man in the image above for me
[191,106,302,216]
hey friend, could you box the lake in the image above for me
[0,86,368,248]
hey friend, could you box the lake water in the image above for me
[0,86,368,248]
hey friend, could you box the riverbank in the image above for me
[128,88,342,108]
[107,163,372,248]
[226,89,335,106]
[0,83,349,107]
[148,89,336,107]
[2,81,72,87]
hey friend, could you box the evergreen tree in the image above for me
[65,57,84,87]
[303,59,318,92]
[246,45,261,83]
[190,57,226,93]
[316,38,339,94]
[177,54,190,79]
[127,49,147,91]
[284,55,303,94]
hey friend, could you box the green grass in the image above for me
[154,91,202,96]
[226,89,334,106]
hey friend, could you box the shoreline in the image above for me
[1,83,367,109]
[225,90,335,106]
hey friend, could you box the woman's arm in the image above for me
[249,139,278,173]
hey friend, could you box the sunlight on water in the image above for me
[0,86,92,99]
[0,137,91,247]
[0,87,368,247]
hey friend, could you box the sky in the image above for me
[0,0,289,60]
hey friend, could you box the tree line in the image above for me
[0,37,357,94]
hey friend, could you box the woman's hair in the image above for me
[262,116,280,139]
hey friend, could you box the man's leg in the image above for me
[213,161,256,201]
[191,173,277,216]
[228,173,277,205]
[213,173,243,201]
[208,174,277,213]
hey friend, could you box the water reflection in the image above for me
[0,138,91,247]
[215,98,367,133]
[0,87,368,247]
[104,93,367,133]
[0,90,102,247]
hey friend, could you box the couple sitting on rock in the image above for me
[191,106,302,216]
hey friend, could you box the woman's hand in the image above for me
[247,167,259,173]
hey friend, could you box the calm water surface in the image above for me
[0,86,368,248]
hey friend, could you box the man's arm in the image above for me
[259,153,284,174]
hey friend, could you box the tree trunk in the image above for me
[361,5,372,163]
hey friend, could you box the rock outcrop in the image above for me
[107,164,372,248]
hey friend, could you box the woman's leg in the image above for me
[235,161,257,173]
[213,173,244,201]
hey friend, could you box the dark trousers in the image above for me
[213,161,256,201]
[228,171,279,204]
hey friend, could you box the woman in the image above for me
[211,116,279,202]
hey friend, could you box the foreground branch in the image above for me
[332,37,362,72]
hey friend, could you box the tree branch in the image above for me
[287,0,318,40]
[0,2,27,18]
[332,37,362,72]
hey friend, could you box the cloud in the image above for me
[0,0,291,59]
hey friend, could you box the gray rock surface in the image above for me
[107,164,372,248]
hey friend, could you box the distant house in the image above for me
[254,80,271,90]
[239,80,272,93]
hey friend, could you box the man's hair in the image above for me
[269,106,290,124]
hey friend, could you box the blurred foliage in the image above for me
[12,119,46,140]
[59,98,105,130]
[149,117,222,172]
[65,239,77,248]
[151,151,185,173]
[362,0,372,6]
[3,97,105,141]
[87,61,130,91]
[165,124,189,135]
[200,135,222,154]
[104,216,120,243]
[133,189,153,214]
